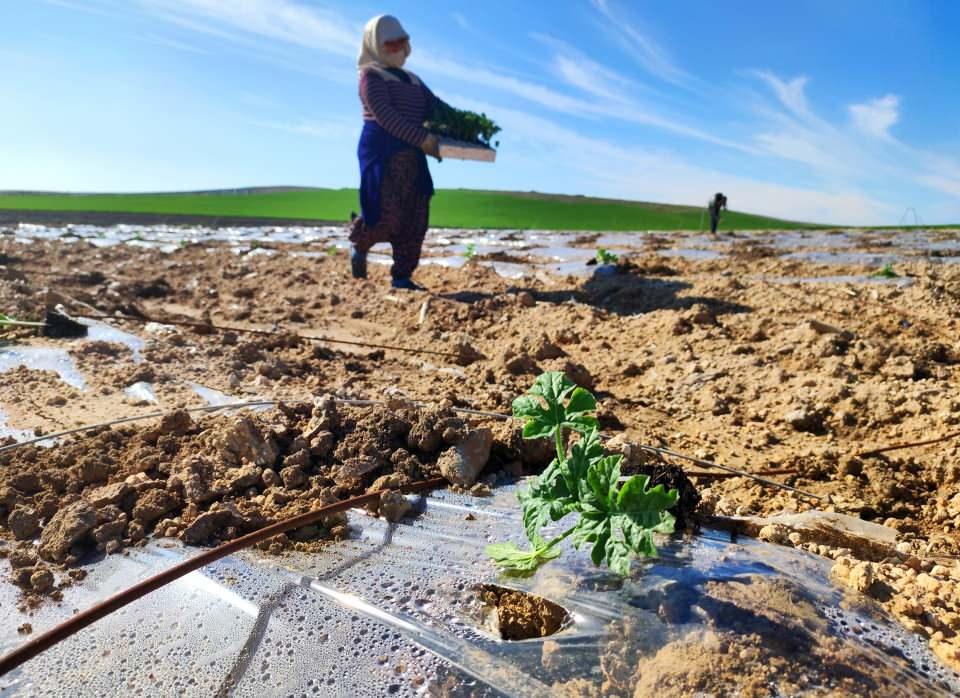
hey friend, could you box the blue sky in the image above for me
[2,0,959,224]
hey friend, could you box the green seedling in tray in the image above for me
[424,103,501,148]
[487,372,678,577]
[463,242,477,260]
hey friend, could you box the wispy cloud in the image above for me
[137,33,207,55]
[41,0,121,17]
[419,49,758,154]
[750,70,960,218]
[753,72,818,123]
[589,0,692,87]
[447,92,894,225]
[531,33,638,102]
[451,12,471,32]
[849,94,899,139]
[138,0,358,57]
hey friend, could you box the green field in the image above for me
[0,187,822,231]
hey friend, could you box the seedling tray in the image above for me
[438,137,496,162]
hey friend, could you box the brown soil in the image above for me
[0,398,543,609]
[479,584,569,640]
[586,576,921,697]
[3,231,960,669]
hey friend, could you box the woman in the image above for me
[349,14,449,291]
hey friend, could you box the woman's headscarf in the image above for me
[358,15,410,72]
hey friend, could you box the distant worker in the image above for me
[708,192,727,234]
[349,14,454,291]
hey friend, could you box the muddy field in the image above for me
[3,222,960,685]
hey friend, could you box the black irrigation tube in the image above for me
[0,398,822,502]
[0,398,503,455]
[637,444,827,503]
[0,477,447,678]
[80,313,464,360]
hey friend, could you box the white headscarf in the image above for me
[358,15,411,72]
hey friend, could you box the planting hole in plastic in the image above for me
[478,584,570,640]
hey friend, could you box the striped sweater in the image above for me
[359,68,447,148]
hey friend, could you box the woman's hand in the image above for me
[421,134,442,161]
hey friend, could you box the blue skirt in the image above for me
[358,121,433,228]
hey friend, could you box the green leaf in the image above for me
[574,465,678,576]
[512,371,598,443]
[559,430,603,499]
[586,454,621,508]
[485,539,562,575]
[871,263,898,279]
[605,536,633,577]
[595,248,619,265]
[0,313,44,328]
[518,457,579,542]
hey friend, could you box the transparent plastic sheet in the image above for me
[2,484,958,696]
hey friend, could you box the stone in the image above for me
[181,510,233,544]
[91,515,128,545]
[39,501,98,562]
[217,416,280,468]
[29,568,55,594]
[334,458,382,489]
[689,303,718,326]
[916,573,941,594]
[533,335,566,361]
[86,482,132,509]
[223,465,263,492]
[280,465,307,489]
[132,489,180,524]
[309,431,335,458]
[758,524,791,545]
[438,428,493,487]
[157,409,194,437]
[561,362,595,391]
[455,340,485,366]
[127,521,146,542]
[282,449,311,469]
[784,407,826,434]
[515,291,536,308]
[8,505,41,540]
[261,469,280,488]
[379,491,412,523]
[849,561,876,593]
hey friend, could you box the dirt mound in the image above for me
[0,399,536,608]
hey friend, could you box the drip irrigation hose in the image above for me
[0,397,500,455]
[0,399,288,455]
[80,312,463,360]
[0,477,446,678]
[857,430,960,458]
[636,444,827,502]
[0,398,821,501]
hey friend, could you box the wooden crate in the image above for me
[438,138,497,162]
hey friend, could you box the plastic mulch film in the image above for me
[3,483,959,696]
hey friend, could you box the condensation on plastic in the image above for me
[1,483,958,696]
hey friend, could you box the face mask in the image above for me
[383,50,407,68]
[382,40,410,68]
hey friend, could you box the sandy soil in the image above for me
[4,228,960,674]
